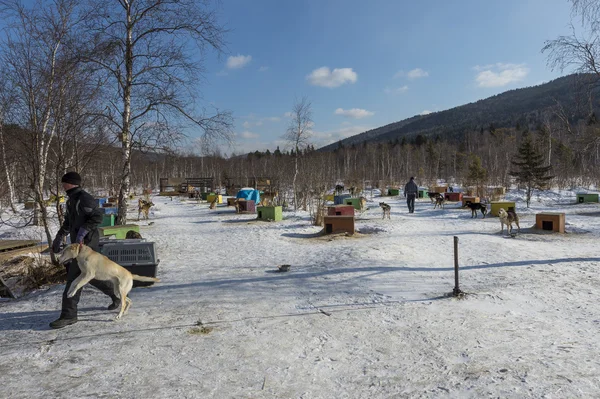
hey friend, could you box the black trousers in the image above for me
[60,259,118,319]
[406,194,416,213]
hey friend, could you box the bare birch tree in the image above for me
[284,96,312,210]
[78,0,233,224]
[0,74,18,212]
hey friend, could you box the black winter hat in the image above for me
[61,171,81,185]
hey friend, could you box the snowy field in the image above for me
[1,189,600,398]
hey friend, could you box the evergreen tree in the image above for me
[467,155,487,197]
[509,134,553,207]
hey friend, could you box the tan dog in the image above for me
[260,191,278,206]
[498,208,520,235]
[58,244,159,320]
[138,198,155,220]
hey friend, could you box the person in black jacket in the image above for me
[404,176,418,213]
[49,172,120,329]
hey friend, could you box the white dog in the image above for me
[58,244,159,320]
[498,208,520,235]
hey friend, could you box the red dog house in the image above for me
[324,215,355,235]
[536,212,565,233]
[327,205,355,216]
[238,200,256,213]
[444,192,463,202]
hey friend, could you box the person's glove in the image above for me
[76,227,89,245]
[52,232,64,253]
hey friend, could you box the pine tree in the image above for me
[509,134,553,207]
[467,155,487,197]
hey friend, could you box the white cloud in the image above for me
[394,68,429,79]
[420,110,433,115]
[265,116,281,122]
[384,85,409,94]
[334,108,374,119]
[306,67,357,88]
[283,111,294,118]
[474,63,529,88]
[216,70,228,76]
[407,68,429,79]
[240,131,260,139]
[258,66,269,72]
[227,54,252,69]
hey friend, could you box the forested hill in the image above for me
[319,73,596,151]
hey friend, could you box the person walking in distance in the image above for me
[49,171,120,329]
[404,176,418,213]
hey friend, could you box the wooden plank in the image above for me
[0,243,49,261]
[0,240,38,252]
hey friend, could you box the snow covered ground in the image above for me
[1,189,600,398]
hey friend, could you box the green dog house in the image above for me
[576,193,599,203]
[344,198,363,210]
[418,189,428,198]
[257,206,282,221]
[99,214,115,227]
[388,188,400,196]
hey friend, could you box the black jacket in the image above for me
[59,187,103,250]
[404,180,418,196]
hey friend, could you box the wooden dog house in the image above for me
[327,205,355,216]
[576,193,599,203]
[490,201,516,217]
[536,212,565,233]
[324,215,355,235]
[461,196,480,207]
[238,199,256,213]
[444,192,463,202]
[257,206,282,221]
[430,186,447,194]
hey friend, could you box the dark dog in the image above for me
[428,192,443,203]
[433,196,445,209]
[379,202,391,219]
[125,230,143,239]
[465,201,487,218]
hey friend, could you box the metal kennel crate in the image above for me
[100,241,159,287]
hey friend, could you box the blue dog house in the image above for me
[236,189,260,204]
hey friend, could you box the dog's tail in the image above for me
[131,274,160,283]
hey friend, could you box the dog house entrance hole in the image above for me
[325,223,333,234]
[335,211,342,215]
[258,210,262,218]
[542,220,553,231]
[579,197,584,203]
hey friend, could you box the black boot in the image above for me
[107,297,121,311]
[49,316,78,329]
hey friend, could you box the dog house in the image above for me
[257,206,282,221]
[418,189,428,198]
[327,205,355,216]
[201,192,215,201]
[444,192,463,202]
[324,215,355,235]
[490,201,516,217]
[461,196,480,207]
[324,194,335,202]
[576,193,599,203]
[100,241,158,287]
[536,212,565,233]
[238,199,256,213]
[388,188,400,196]
[334,194,351,205]
[344,198,363,210]
[99,224,140,239]
[207,194,222,204]
[430,186,447,194]
[99,214,115,228]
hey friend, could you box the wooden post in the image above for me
[453,236,462,296]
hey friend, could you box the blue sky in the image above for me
[199,0,575,155]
